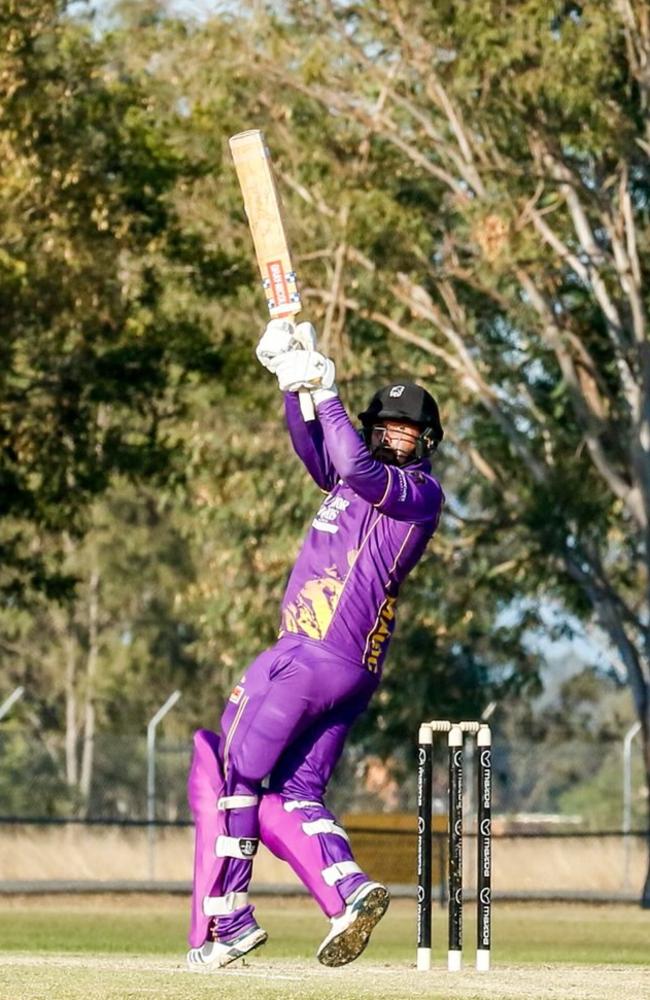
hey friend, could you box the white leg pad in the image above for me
[215,834,258,859]
[302,819,349,841]
[321,861,362,886]
[202,891,249,916]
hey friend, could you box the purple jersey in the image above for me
[278,394,444,673]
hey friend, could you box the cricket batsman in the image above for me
[187,320,444,971]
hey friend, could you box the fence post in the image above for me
[147,690,182,881]
[622,720,641,890]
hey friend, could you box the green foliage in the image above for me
[492,667,641,822]
[2,0,649,849]
[0,730,73,816]
[0,1,243,589]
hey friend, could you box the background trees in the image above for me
[0,0,648,899]
[0,0,244,807]
[219,0,650,901]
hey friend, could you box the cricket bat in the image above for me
[228,129,314,421]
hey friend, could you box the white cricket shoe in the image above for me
[317,881,390,967]
[186,923,268,971]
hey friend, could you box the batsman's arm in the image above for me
[315,397,444,525]
[284,391,338,492]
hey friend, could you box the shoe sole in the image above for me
[317,886,390,968]
[187,930,268,972]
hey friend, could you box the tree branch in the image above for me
[527,205,641,414]
[563,545,649,720]
[517,269,645,526]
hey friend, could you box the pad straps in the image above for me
[215,834,259,860]
[321,861,362,886]
[202,891,249,916]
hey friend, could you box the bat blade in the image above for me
[229,129,313,419]
[229,129,301,319]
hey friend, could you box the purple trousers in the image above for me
[215,634,379,939]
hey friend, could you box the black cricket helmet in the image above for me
[358,382,444,459]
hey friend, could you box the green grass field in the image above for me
[0,894,648,1000]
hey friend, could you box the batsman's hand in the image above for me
[256,319,317,374]
[274,350,337,396]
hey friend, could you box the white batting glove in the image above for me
[293,322,317,351]
[256,320,317,374]
[275,350,337,395]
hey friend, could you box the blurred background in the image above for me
[0,1,648,906]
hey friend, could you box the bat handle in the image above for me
[299,389,315,421]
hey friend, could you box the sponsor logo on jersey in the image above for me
[267,259,290,309]
[229,684,244,705]
[365,596,397,672]
[395,468,408,501]
[312,494,350,534]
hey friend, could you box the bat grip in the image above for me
[299,389,315,421]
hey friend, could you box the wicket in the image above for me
[416,720,492,973]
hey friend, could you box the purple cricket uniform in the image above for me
[211,394,443,939]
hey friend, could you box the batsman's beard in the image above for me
[372,444,413,467]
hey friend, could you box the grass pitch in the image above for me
[0,894,648,1000]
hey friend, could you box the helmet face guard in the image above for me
[363,424,438,465]
[414,426,439,460]
[359,383,444,463]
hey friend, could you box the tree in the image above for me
[0,0,240,597]
[218,1,650,902]
[153,1,548,739]
[0,0,253,808]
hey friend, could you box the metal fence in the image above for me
[0,729,647,898]
[0,817,646,900]
[0,730,645,826]
[0,727,648,899]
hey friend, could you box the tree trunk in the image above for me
[64,622,78,788]
[79,564,100,814]
[56,533,80,789]
[641,710,650,908]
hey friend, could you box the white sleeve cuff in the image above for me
[311,386,339,406]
